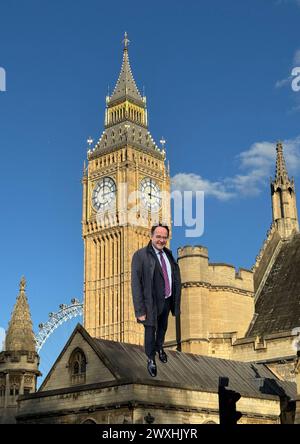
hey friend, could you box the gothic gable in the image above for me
[39,325,116,392]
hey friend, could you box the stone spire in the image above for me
[5,276,36,352]
[271,141,299,239]
[275,141,289,183]
[109,32,144,105]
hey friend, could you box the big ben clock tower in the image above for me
[82,34,171,345]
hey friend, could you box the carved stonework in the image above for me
[0,278,40,424]
[11,353,20,363]
[252,223,276,272]
[182,281,253,297]
[24,375,33,384]
[10,376,20,385]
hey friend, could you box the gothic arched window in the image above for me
[9,384,19,397]
[82,418,97,424]
[69,348,87,384]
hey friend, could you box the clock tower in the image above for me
[82,34,171,344]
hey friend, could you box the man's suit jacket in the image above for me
[131,241,181,327]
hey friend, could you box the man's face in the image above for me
[151,226,169,251]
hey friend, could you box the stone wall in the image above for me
[167,246,254,353]
[17,383,281,424]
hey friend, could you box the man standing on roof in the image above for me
[131,223,181,377]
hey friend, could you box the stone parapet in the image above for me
[178,245,253,293]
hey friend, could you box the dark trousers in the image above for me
[144,297,171,360]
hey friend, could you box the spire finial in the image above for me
[160,137,166,150]
[276,140,283,152]
[123,32,130,50]
[20,276,26,292]
[87,136,93,147]
[109,32,143,104]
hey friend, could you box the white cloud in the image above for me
[171,136,300,201]
[275,76,292,88]
[171,173,235,201]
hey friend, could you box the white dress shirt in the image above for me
[152,246,172,297]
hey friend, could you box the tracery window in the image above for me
[69,348,87,384]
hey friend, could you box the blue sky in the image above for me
[1,0,300,384]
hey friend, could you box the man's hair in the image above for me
[151,223,170,237]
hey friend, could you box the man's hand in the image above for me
[137,314,146,321]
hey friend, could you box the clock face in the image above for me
[92,177,116,211]
[140,177,161,211]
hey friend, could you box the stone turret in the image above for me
[253,142,300,297]
[271,141,299,239]
[0,277,40,424]
[165,245,254,356]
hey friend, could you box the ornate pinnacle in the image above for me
[123,32,130,50]
[20,276,26,292]
[275,141,288,182]
[160,137,166,149]
[87,136,93,147]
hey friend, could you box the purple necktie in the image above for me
[159,251,171,298]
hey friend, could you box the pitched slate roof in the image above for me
[29,324,296,405]
[90,121,162,158]
[91,335,296,400]
[247,233,300,338]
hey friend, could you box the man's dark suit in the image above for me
[131,241,181,359]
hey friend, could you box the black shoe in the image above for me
[158,349,167,363]
[147,359,157,377]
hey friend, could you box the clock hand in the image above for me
[100,190,114,199]
[147,192,159,199]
